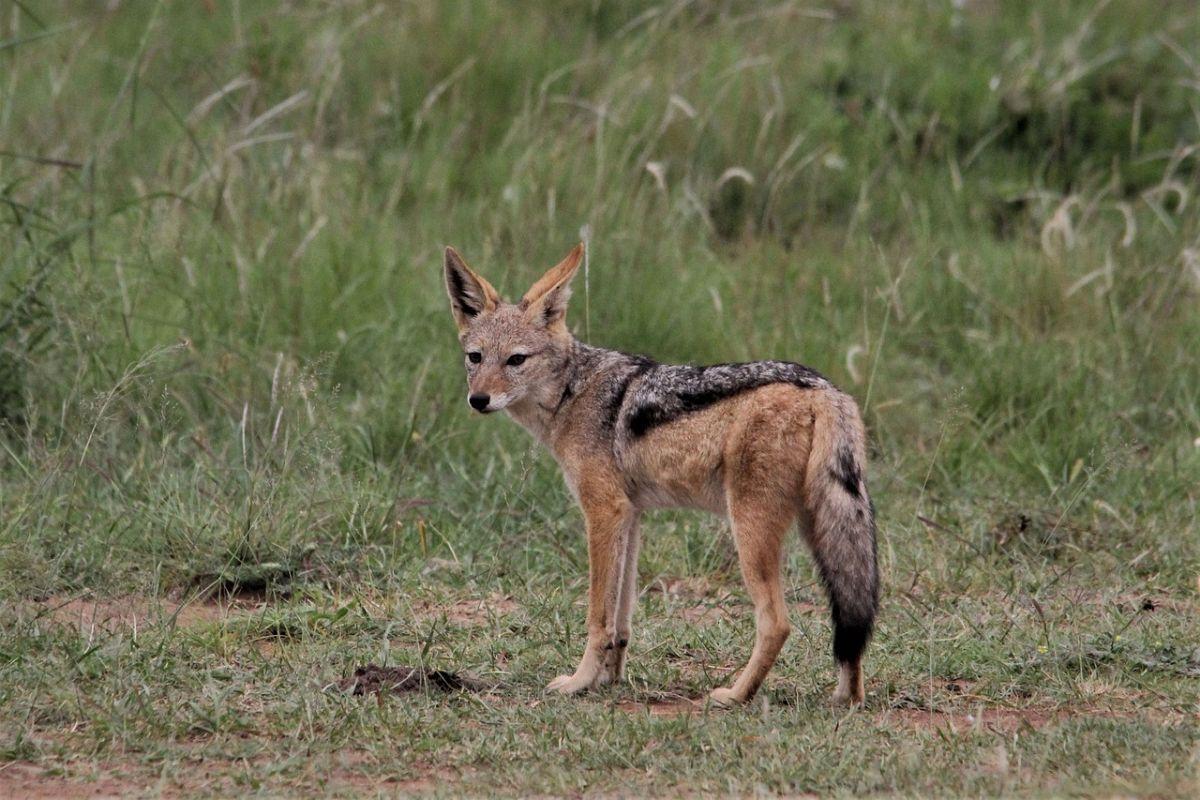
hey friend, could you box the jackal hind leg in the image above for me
[709,495,794,707]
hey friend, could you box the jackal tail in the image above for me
[803,394,879,667]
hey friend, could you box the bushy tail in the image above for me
[803,393,879,667]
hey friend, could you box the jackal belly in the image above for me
[624,455,728,514]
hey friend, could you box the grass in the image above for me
[1,0,1199,796]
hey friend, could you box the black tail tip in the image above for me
[833,619,874,663]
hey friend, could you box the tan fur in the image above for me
[443,244,878,706]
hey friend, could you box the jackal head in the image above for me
[443,244,583,414]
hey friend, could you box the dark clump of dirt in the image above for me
[338,665,491,696]
[190,562,294,602]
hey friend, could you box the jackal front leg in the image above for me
[603,517,641,683]
[547,490,636,696]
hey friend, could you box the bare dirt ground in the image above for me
[0,762,132,800]
[33,595,231,632]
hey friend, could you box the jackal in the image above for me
[443,243,879,706]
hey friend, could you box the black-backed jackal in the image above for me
[443,244,879,706]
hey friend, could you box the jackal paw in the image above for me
[707,687,745,707]
[602,643,628,684]
[546,673,594,695]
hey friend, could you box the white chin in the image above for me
[487,395,513,412]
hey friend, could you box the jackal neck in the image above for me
[504,339,627,444]
[504,338,587,442]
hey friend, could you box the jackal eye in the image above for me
[467,351,482,364]
[506,353,527,367]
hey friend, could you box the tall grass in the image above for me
[3,0,1195,594]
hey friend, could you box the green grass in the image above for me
[2,0,1199,796]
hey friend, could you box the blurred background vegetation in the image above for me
[4,0,1196,593]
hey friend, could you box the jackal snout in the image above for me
[464,364,514,413]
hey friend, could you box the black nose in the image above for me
[468,394,490,412]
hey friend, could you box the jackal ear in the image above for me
[521,243,583,332]
[444,246,500,331]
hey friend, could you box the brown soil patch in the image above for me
[31,595,231,633]
[648,576,746,624]
[646,575,721,598]
[647,576,825,623]
[789,600,825,615]
[337,664,494,696]
[0,763,136,800]
[617,697,704,717]
[326,770,437,796]
[404,592,521,627]
[678,601,739,624]
[445,593,520,625]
